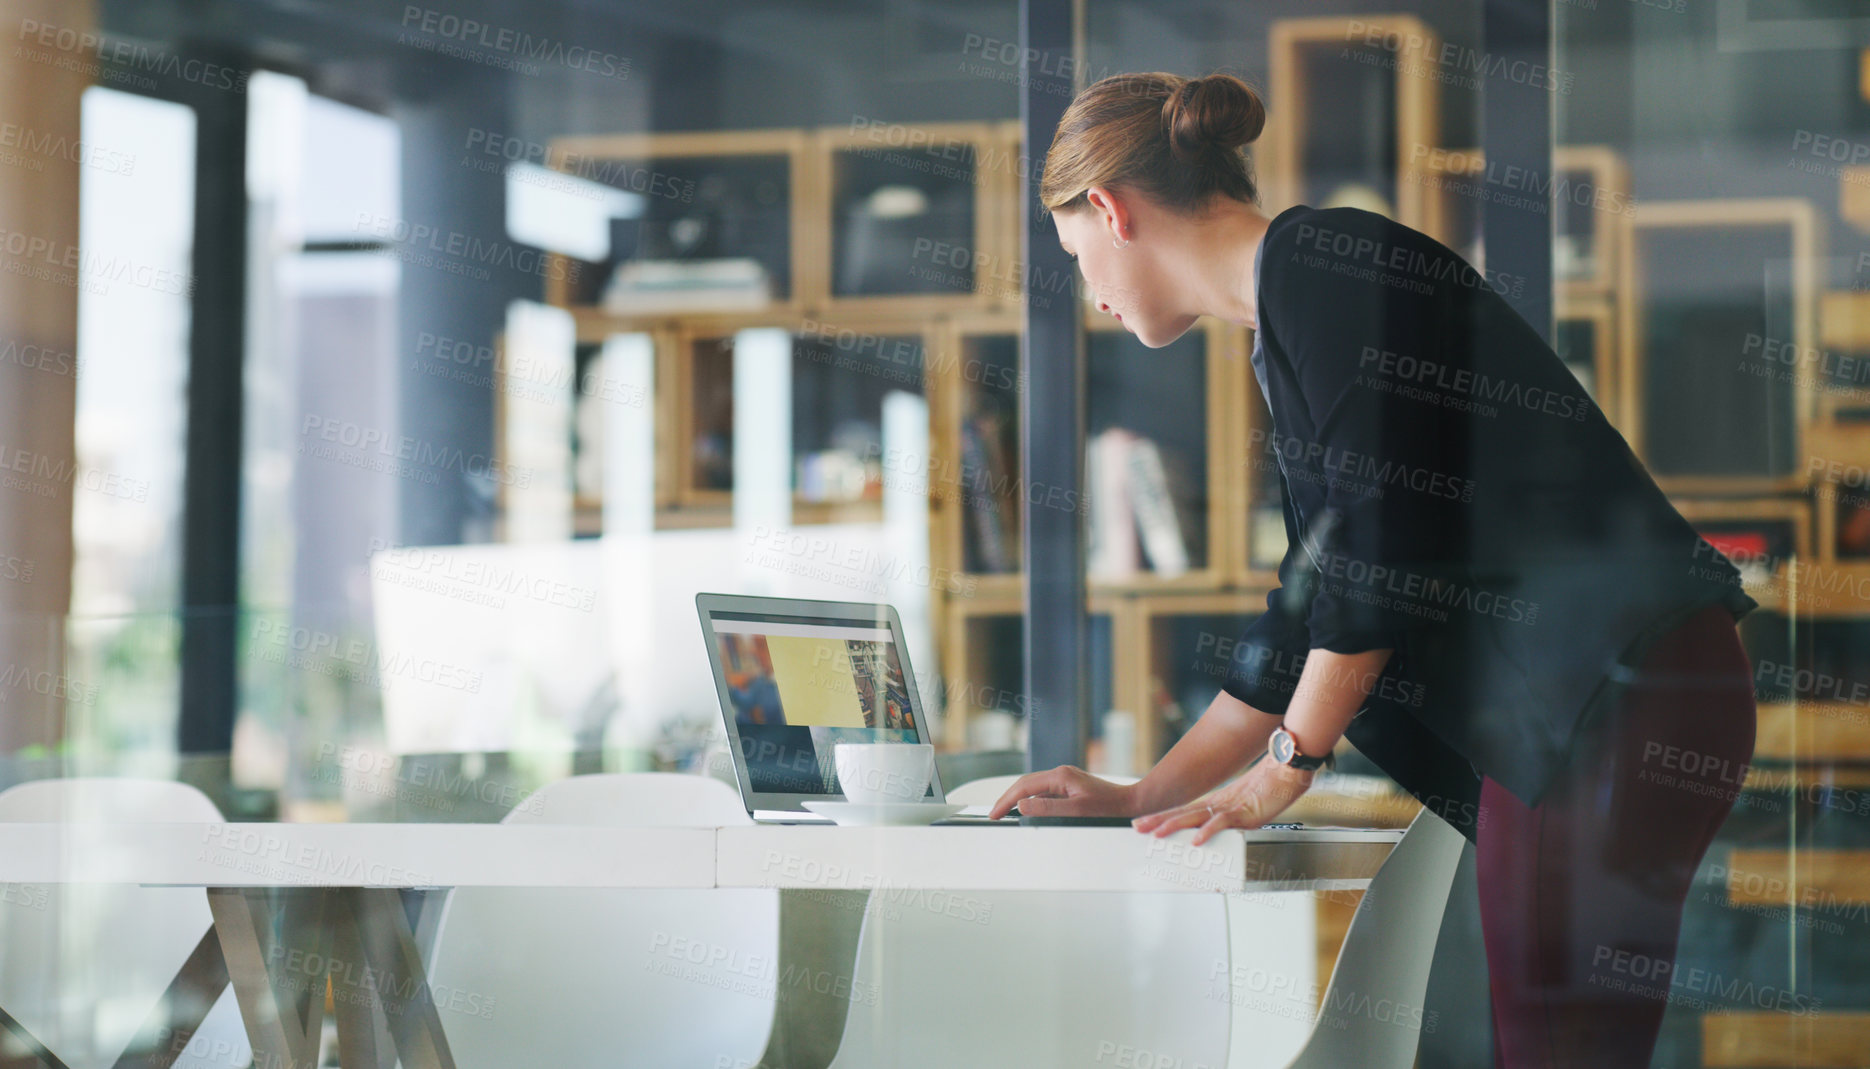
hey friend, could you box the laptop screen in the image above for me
[704,607,930,799]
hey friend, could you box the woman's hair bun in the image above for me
[1163,73,1266,164]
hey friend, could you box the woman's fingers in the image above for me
[1130,808,1170,832]
[1138,804,1214,838]
[988,768,1072,818]
[987,771,1047,818]
[1131,803,1197,832]
[1134,800,1259,843]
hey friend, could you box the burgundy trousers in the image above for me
[1476,602,1758,1069]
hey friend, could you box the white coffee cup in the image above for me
[834,742,934,805]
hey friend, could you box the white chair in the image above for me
[0,777,247,1069]
[857,775,1464,1069]
[1230,806,1469,1069]
[423,772,779,1069]
[824,771,1232,1069]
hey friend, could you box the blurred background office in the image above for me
[2,1,1868,1065]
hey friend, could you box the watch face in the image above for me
[1271,728,1294,764]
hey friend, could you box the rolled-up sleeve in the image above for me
[1270,255,1467,655]
[1216,492,1317,717]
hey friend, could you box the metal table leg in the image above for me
[755,888,871,1069]
[206,888,328,1069]
[344,888,457,1069]
[113,927,233,1069]
[209,887,456,1069]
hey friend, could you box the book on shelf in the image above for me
[1126,435,1189,578]
[1087,427,1196,579]
[795,448,874,504]
[601,257,771,314]
[960,410,1018,572]
[1087,428,1140,579]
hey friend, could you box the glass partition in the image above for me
[0,1,1859,1066]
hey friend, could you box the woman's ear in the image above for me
[1084,185,1131,243]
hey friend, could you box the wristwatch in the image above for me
[1268,725,1330,772]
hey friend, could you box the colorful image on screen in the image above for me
[711,615,923,796]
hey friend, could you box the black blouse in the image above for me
[1222,204,1758,840]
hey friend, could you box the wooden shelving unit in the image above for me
[1622,198,1823,495]
[541,128,814,329]
[1264,14,1442,228]
[938,591,1135,763]
[1552,146,1633,302]
[1675,497,1812,601]
[1420,145,1635,424]
[1808,416,1870,565]
[518,117,1279,768]
[1135,590,1283,766]
[1555,292,1622,429]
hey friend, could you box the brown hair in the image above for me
[1038,71,1266,218]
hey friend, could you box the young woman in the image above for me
[987,71,1760,1069]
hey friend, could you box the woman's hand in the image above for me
[987,765,1138,819]
[1130,760,1314,845]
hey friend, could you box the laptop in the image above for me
[696,592,1015,824]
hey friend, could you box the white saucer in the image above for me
[801,800,966,826]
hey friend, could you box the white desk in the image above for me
[0,822,717,887]
[719,824,1397,892]
[0,822,1402,1069]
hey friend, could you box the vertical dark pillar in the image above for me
[177,52,250,757]
[1481,0,1555,344]
[1019,0,1087,771]
[1417,7,1558,1067]
[396,73,525,548]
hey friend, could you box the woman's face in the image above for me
[1052,190,1199,349]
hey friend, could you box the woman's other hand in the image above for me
[987,765,1138,819]
[1130,760,1314,845]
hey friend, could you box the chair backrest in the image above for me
[944,771,1141,807]
[1276,808,1469,1069]
[0,777,223,822]
[0,778,237,1069]
[826,769,1224,1069]
[829,887,1231,1068]
[424,772,778,1069]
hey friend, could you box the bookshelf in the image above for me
[1554,293,1620,429]
[1082,313,1244,594]
[1238,333,1289,583]
[816,120,1022,311]
[1815,290,1870,425]
[1676,497,1812,598]
[1810,422,1870,564]
[1416,146,1486,270]
[1263,14,1443,229]
[540,129,811,328]
[1419,145,1634,425]
[935,310,1025,599]
[938,592,1131,763]
[1552,146,1632,301]
[1622,198,1823,495]
[1416,145,1632,298]
[1137,592,1277,767]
